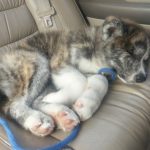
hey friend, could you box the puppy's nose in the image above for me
[135,73,146,82]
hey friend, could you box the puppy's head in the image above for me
[117,53,149,83]
[102,16,150,83]
[122,30,149,83]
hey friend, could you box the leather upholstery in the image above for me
[0,0,85,149]
[0,0,24,11]
[50,0,87,29]
[0,0,56,149]
[0,0,149,150]
[126,0,150,2]
[52,73,150,150]
[0,118,60,150]
[78,0,150,25]
[26,0,87,32]
[0,0,37,47]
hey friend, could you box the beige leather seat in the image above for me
[0,0,149,150]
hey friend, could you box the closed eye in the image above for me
[126,42,134,54]
[135,41,147,50]
[143,58,149,66]
[143,52,149,60]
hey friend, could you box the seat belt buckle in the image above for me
[41,6,55,27]
[44,15,53,27]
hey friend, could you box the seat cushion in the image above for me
[0,118,61,150]
[0,1,149,150]
[52,62,150,150]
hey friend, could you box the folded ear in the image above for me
[102,16,124,41]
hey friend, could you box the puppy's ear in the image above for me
[102,16,124,41]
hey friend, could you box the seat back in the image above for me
[0,0,37,49]
[0,1,87,149]
[26,0,87,32]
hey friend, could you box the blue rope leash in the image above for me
[0,118,80,150]
[0,68,116,150]
[0,118,24,150]
[41,124,80,150]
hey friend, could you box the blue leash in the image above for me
[0,118,80,150]
[98,68,117,82]
[0,68,116,150]
[0,118,23,150]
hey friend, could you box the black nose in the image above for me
[135,73,146,82]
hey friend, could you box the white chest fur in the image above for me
[78,57,109,74]
[70,47,109,74]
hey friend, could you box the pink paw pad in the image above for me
[55,111,79,131]
[74,100,84,108]
[31,121,54,136]
[25,114,55,137]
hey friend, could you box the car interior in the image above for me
[0,0,150,150]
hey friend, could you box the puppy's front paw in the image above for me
[73,98,95,121]
[24,111,55,137]
[54,107,80,131]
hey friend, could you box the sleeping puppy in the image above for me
[0,16,149,137]
[102,16,150,83]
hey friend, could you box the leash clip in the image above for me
[98,68,117,82]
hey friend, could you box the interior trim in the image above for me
[78,0,150,25]
[126,0,150,3]
[87,17,150,30]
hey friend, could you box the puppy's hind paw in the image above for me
[73,99,94,121]
[54,107,80,132]
[24,111,55,137]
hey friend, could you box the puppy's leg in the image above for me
[43,66,87,105]
[6,100,55,137]
[73,74,108,121]
[35,66,87,131]
[33,102,80,131]
[4,52,55,137]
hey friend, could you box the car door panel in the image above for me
[78,0,150,25]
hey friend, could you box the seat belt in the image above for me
[25,0,61,32]
[25,0,87,31]
[49,0,87,30]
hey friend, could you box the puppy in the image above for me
[102,16,150,83]
[0,16,149,137]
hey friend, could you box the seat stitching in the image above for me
[0,2,24,13]
[4,12,11,42]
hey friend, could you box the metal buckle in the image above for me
[43,6,55,27]
[44,15,53,27]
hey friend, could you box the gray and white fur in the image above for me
[0,16,149,137]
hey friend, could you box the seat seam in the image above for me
[73,0,87,26]
[49,1,66,28]
[0,136,11,149]
[105,102,150,125]
[99,117,148,147]
[4,13,11,43]
[0,31,38,49]
[0,2,24,13]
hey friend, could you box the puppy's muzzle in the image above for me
[135,73,146,82]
